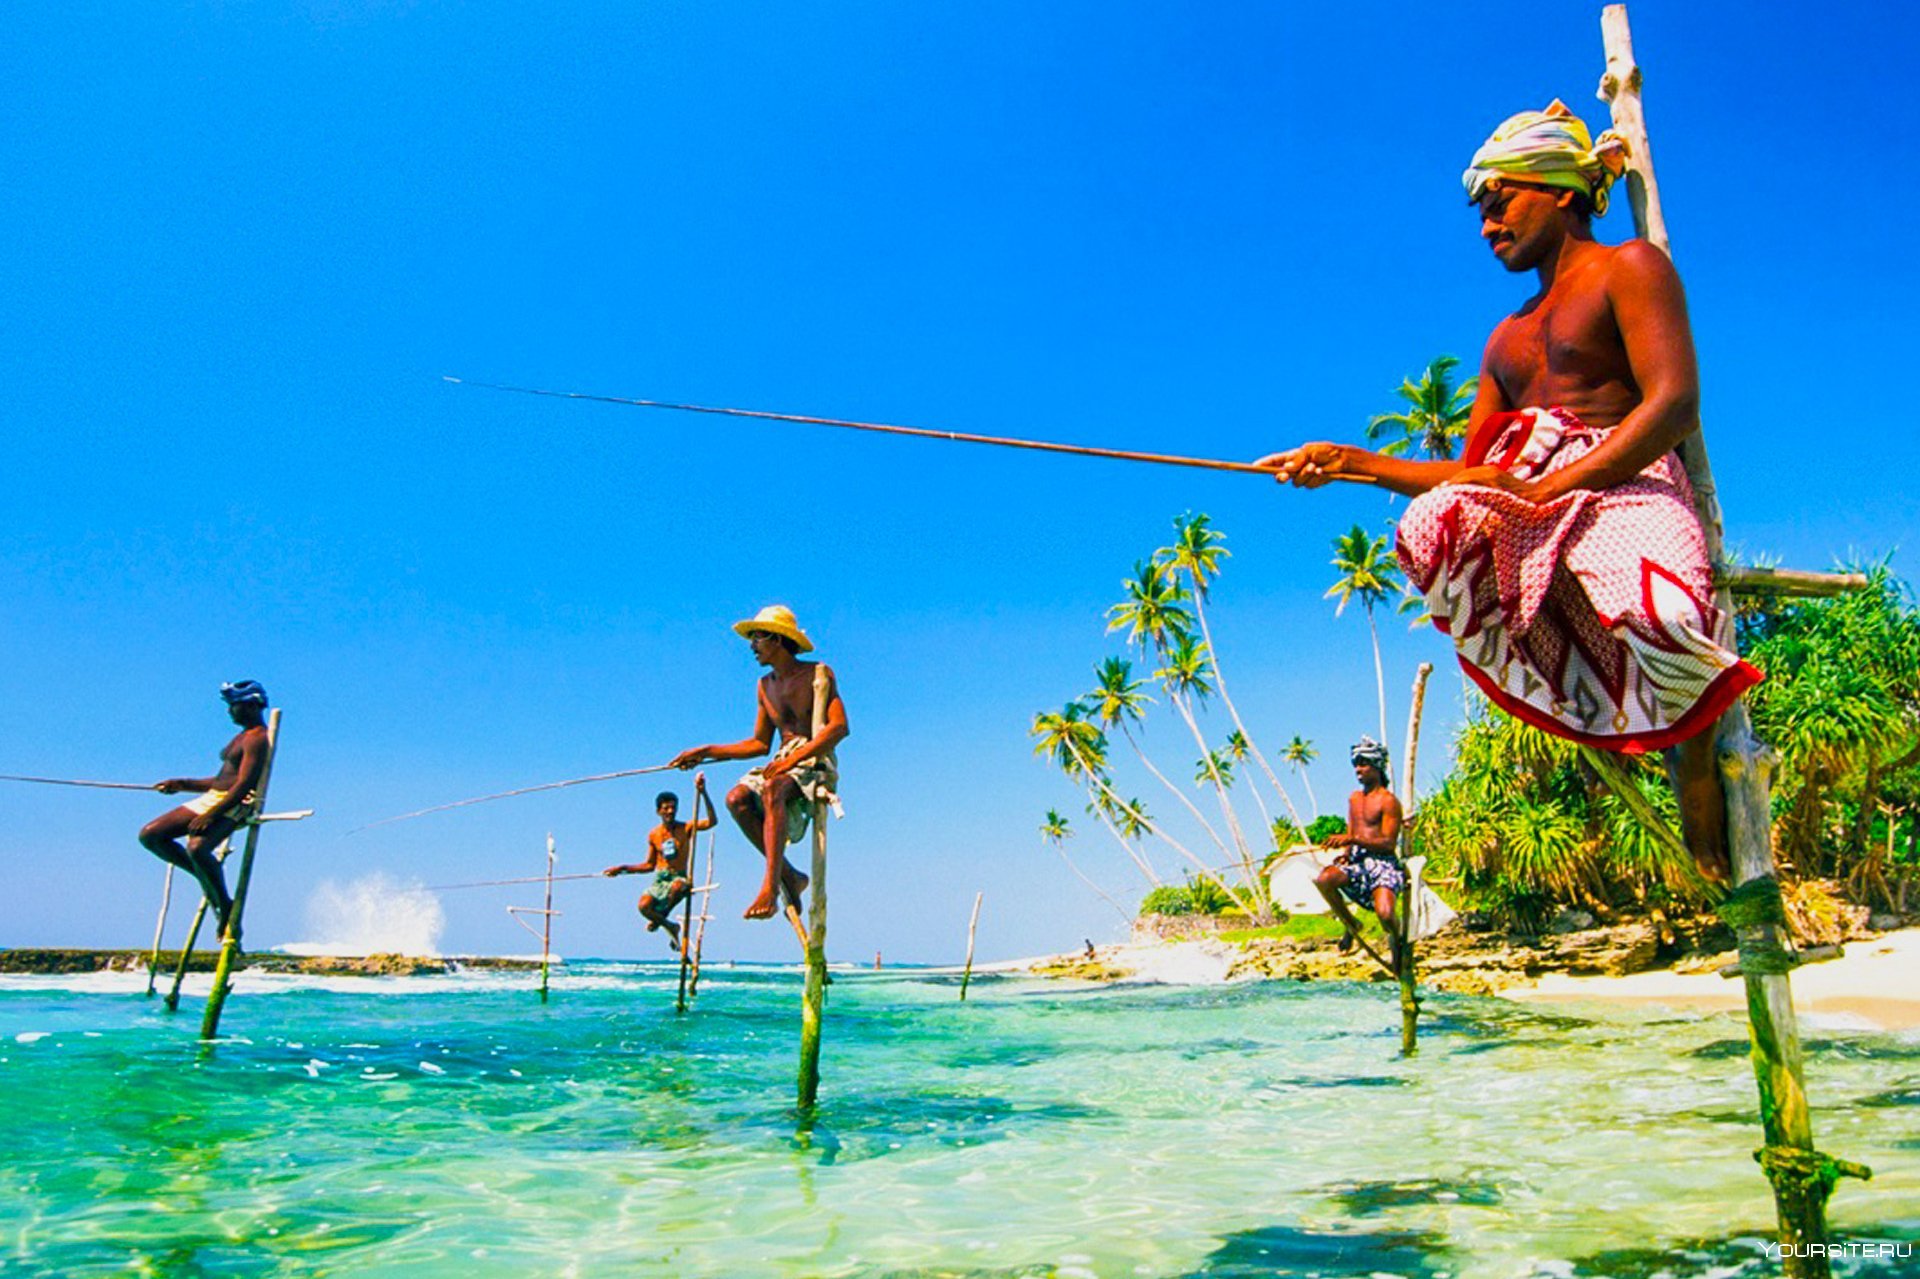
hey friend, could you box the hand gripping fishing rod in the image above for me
[443,377,1376,484]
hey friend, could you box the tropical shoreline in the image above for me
[1025,923,1920,1031]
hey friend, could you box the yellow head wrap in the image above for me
[1462,99,1631,216]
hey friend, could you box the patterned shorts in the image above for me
[1339,852,1407,907]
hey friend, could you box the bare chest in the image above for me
[1486,277,1634,415]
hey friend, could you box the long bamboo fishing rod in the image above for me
[429,871,724,892]
[352,763,678,833]
[444,377,1377,484]
[1,774,155,791]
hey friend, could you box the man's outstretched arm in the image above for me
[671,703,776,770]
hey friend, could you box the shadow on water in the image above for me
[1179,1222,1452,1278]
[753,1090,1113,1165]
[1690,1035,1920,1062]
[1322,1176,1503,1216]
[1258,1075,1408,1092]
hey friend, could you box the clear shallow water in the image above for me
[2,963,1916,1278]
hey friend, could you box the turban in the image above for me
[1350,736,1390,777]
[1462,99,1630,216]
[220,680,269,708]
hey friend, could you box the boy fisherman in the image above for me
[671,605,849,922]
[1313,738,1407,972]
[1262,102,1759,880]
[603,780,716,953]
[139,681,271,939]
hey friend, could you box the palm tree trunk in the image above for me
[1065,736,1258,917]
[1120,723,1234,860]
[1166,687,1267,921]
[1296,765,1321,824]
[1052,846,1134,925]
[1190,593,1305,832]
[1367,603,1389,747]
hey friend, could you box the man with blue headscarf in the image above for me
[139,682,270,938]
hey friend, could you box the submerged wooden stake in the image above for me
[958,892,984,1002]
[1397,662,1433,1055]
[687,814,719,999]
[675,780,709,1015]
[1600,9,1867,1269]
[164,843,231,1012]
[540,834,555,1002]
[199,708,283,1041]
[796,665,833,1111]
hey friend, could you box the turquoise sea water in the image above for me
[3,962,1917,1278]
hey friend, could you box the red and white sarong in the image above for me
[1396,406,1760,753]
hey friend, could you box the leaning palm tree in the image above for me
[1107,559,1194,656]
[1327,523,1404,746]
[1154,515,1306,833]
[1155,635,1265,916]
[1087,657,1234,860]
[1282,735,1321,823]
[1030,703,1162,886]
[1195,749,1236,790]
[1365,355,1478,460]
[1042,808,1130,923]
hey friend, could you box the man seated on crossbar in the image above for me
[671,605,849,922]
[603,780,715,953]
[139,681,270,938]
[1314,738,1408,974]
[1261,101,1760,880]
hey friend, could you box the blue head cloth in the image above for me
[220,680,269,708]
[1350,736,1390,783]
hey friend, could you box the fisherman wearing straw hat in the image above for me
[671,606,849,921]
[1261,101,1757,882]
[138,681,271,936]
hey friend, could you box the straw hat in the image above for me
[732,604,814,653]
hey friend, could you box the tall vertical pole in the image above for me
[540,834,555,1004]
[796,665,832,1110]
[958,892,984,1001]
[1396,662,1433,1054]
[675,779,705,1014]
[144,868,175,998]
[687,813,718,998]
[200,708,282,1041]
[1599,10,1866,1268]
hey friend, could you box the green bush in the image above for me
[1305,815,1348,844]
[1139,885,1194,916]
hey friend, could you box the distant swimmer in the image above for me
[603,779,716,954]
[1313,738,1407,973]
[140,681,271,939]
[671,605,849,922]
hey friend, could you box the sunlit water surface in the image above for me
[3,963,1916,1277]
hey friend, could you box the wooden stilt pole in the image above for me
[796,665,833,1111]
[675,780,708,1014]
[958,891,984,1001]
[1599,10,1867,1268]
[164,844,229,1012]
[687,812,718,999]
[1396,662,1433,1054]
[199,708,282,1040]
[144,867,175,998]
[540,834,555,1002]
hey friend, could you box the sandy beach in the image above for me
[1504,925,1920,1030]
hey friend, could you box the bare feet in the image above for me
[1337,931,1355,954]
[744,885,781,920]
[662,921,682,952]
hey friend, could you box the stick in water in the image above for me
[444,378,1376,485]
[352,763,678,833]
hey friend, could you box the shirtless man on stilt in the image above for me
[1262,102,1759,880]
[139,681,271,938]
[671,606,849,921]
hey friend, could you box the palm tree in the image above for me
[1282,735,1321,822]
[1156,635,1265,917]
[1365,355,1478,460]
[1195,749,1236,789]
[1154,514,1306,832]
[1041,809,1130,924]
[1086,657,1234,859]
[1327,523,1404,746]
[1107,559,1193,655]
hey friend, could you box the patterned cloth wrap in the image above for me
[1339,848,1408,908]
[647,834,689,902]
[739,737,840,844]
[1396,406,1762,752]
[182,788,259,822]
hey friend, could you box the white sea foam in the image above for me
[285,873,446,957]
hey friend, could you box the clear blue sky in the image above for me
[4,2,1914,963]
